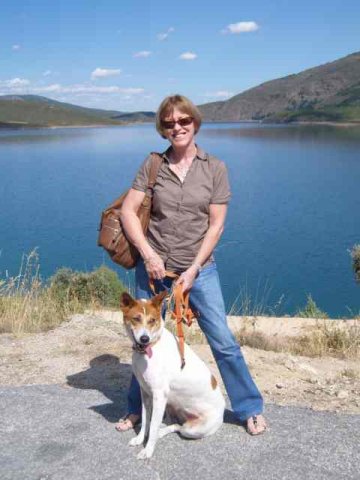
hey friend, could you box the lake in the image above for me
[0,123,359,317]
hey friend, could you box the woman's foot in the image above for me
[115,414,141,432]
[246,414,267,435]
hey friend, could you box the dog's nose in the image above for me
[140,335,150,345]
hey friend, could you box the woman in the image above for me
[116,94,267,435]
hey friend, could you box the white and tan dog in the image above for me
[120,291,225,460]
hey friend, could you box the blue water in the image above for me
[1,123,359,317]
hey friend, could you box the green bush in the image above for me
[296,294,328,319]
[49,265,125,308]
[350,244,360,283]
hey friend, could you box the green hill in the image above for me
[0,95,155,127]
[198,51,360,123]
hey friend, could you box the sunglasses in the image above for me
[161,116,194,130]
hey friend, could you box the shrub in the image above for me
[296,294,328,319]
[49,265,125,308]
[350,244,360,283]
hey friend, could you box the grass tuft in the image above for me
[228,279,285,317]
[296,294,328,318]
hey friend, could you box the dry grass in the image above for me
[292,322,360,358]
[2,251,359,361]
[0,251,86,335]
[340,368,358,379]
[165,315,207,344]
[236,320,360,359]
[235,330,286,352]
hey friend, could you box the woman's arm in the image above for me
[177,203,228,291]
[120,188,165,279]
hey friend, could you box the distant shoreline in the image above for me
[1,120,360,131]
[292,120,360,127]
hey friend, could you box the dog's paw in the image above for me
[128,435,144,447]
[137,447,154,460]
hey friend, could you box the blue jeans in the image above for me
[127,260,264,422]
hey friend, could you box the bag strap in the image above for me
[145,152,163,196]
[104,153,163,212]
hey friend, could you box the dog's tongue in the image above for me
[145,345,153,358]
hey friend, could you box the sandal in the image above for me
[115,414,141,432]
[246,415,267,436]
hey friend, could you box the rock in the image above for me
[336,390,349,399]
[306,378,319,385]
[276,383,285,389]
[304,389,315,395]
[297,363,318,375]
[324,389,335,396]
[285,360,296,371]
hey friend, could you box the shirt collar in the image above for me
[162,144,208,162]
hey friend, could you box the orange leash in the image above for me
[149,271,195,369]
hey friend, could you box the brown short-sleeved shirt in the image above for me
[132,145,231,271]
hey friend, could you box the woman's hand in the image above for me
[176,264,199,292]
[144,252,166,280]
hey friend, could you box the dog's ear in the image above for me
[120,292,136,311]
[151,290,168,309]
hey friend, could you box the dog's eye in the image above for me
[132,316,142,323]
[148,318,157,326]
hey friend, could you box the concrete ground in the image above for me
[0,384,359,480]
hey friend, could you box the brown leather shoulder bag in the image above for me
[97,152,163,269]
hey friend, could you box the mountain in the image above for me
[0,95,155,127]
[198,52,360,123]
[2,52,359,127]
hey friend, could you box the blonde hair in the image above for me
[156,94,202,138]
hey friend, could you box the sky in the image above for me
[1,0,359,112]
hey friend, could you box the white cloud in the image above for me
[221,21,259,34]
[35,84,144,95]
[43,70,52,77]
[0,79,144,97]
[0,78,30,88]
[12,44,21,51]
[133,51,152,58]
[179,52,197,61]
[204,91,234,99]
[9,78,30,87]
[91,68,121,79]
[157,27,174,41]
[38,84,62,92]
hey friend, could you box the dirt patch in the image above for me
[0,311,359,414]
